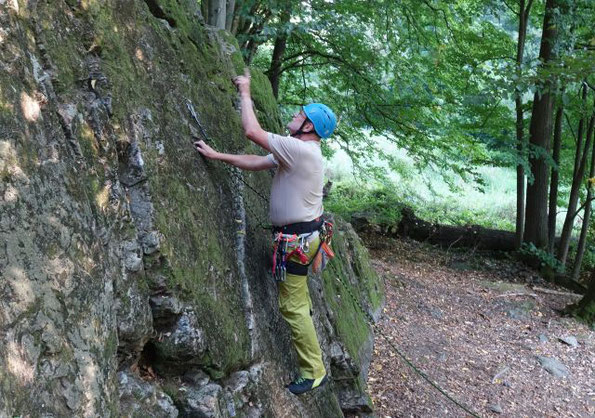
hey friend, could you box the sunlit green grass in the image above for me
[324,132,578,234]
[325,145,518,231]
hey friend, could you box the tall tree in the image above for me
[571,111,595,280]
[514,0,535,249]
[267,4,292,99]
[523,0,559,249]
[557,85,593,265]
[225,0,236,31]
[548,101,564,254]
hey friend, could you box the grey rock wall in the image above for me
[0,1,383,416]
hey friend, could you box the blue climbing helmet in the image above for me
[303,103,337,139]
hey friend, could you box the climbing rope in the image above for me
[187,98,481,417]
[326,261,481,417]
[186,100,270,229]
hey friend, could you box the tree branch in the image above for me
[564,111,578,144]
[277,61,332,76]
[279,46,374,86]
[502,0,520,16]
[421,0,457,41]
[571,195,595,221]
[525,0,535,16]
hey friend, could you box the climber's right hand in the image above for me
[194,140,219,160]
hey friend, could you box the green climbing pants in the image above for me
[278,234,326,380]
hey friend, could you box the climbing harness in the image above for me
[271,231,313,282]
[271,217,335,281]
[186,98,480,417]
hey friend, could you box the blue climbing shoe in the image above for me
[286,374,328,395]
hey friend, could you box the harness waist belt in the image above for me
[286,261,309,275]
[272,218,323,235]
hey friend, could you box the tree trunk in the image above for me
[571,269,595,325]
[571,116,595,281]
[558,88,594,266]
[570,187,593,282]
[352,208,520,251]
[231,15,240,35]
[225,0,236,32]
[267,8,291,99]
[523,0,558,249]
[515,0,533,250]
[244,38,259,64]
[269,37,287,99]
[548,103,563,254]
[207,0,227,29]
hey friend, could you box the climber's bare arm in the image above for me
[234,68,270,152]
[194,140,275,171]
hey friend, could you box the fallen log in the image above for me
[531,286,582,298]
[397,208,518,250]
[350,208,587,294]
[351,208,518,251]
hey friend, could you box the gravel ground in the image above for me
[364,236,594,418]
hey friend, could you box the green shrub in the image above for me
[325,149,518,231]
[325,183,406,225]
[325,179,516,231]
[519,242,565,273]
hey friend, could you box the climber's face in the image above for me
[287,110,314,136]
[287,110,306,134]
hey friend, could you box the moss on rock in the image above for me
[318,218,384,411]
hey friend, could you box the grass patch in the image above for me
[325,183,406,225]
[325,145,518,230]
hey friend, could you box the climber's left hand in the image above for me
[233,68,251,96]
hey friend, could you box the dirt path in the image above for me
[365,236,594,418]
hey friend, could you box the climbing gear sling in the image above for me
[272,216,335,281]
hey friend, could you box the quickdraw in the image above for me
[312,220,334,273]
[272,232,311,282]
[272,219,335,281]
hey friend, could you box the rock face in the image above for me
[536,356,569,378]
[0,1,383,416]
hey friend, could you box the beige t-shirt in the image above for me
[267,132,324,226]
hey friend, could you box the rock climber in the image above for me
[194,68,337,395]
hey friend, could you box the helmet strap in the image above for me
[293,118,309,138]
[293,119,319,140]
